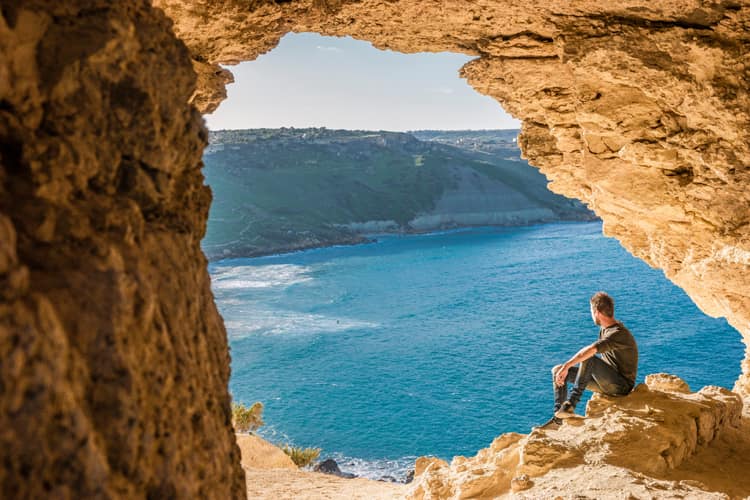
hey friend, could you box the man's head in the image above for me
[590,291,614,325]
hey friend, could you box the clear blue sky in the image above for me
[204,33,520,131]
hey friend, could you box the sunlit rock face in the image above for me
[155,0,750,400]
[409,374,744,499]
[0,2,244,497]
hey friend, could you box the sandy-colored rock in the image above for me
[644,373,692,394]
[509,473,531,492]
[244,466,407,499]
[236,433,296,470]
[0,1,243,498]
[408,375,744,498]
[414,456,449,477]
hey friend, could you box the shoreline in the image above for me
[205,217,600,263]
[218,218,608,484]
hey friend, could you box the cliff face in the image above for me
[154,0,750,397]
[1,0,749,498]
[0,2,244,498]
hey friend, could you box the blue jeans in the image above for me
[552,356,633,411]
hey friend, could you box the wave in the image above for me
[325,452,418,482]
[254,429,416,482]
[211,263,313,290]
[223,309,378,338]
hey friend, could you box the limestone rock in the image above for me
[509,473,532,492]
[408,375,743,499]
[236,433,297,470]
[411,457,454,500]
[644,373,692,394]
[1,1,243,498]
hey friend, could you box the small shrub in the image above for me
[232,401,264,433]
[280,444,321,468]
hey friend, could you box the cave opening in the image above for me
[3,1,749,497]
[199,31,744,482]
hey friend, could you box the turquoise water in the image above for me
[208,222,743,479]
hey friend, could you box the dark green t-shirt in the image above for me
[594,321,638,386]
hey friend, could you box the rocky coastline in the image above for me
[202,128,596,261]
[236,374,749,499]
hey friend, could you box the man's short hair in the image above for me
[590,291,615,317]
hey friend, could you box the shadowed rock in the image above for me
[314,458,357,478]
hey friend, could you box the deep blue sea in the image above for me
[208,222,743,480]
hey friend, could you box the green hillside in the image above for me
[201,128,594,259]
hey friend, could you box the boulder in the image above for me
[404,469,415,484]
[313,458,356,478]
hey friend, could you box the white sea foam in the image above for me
[211,263,313,290]
[256,426,293,446]
[325,453,418,482]
[253,431,415,482]
[223,309,377,338]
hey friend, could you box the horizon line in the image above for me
[207,126,521,133]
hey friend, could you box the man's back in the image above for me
[595,321,638,386]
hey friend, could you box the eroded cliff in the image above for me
[2,0,749,498]
[0,2,244,497]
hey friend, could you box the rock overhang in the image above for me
[154,0,750,399]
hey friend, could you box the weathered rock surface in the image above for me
[409,374,744,499]
[0,1,243,498]
[236,433,297,470]
[155,0,750,404]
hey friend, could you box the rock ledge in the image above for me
[409,374,742,499]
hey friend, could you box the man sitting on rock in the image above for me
[540,291,638,428]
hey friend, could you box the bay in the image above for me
[209,222,743,479]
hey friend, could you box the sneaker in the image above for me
[554,401,577,419]
[533,416,562,431]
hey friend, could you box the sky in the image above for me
[204,32,520,132]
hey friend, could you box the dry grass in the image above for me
[232,401,264,433]
[280,444,321,468]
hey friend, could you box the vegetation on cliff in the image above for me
[280,445,322,468]
[202,128,594,259]
[232,401,265,433]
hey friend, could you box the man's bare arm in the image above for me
[564,343,598,368]
[554,343,598,386]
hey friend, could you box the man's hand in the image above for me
[555,344,599,387]
[554,365,569,387]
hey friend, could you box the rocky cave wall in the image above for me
[156,0,750,397]
[1,0,748,498]
[0,2,244,498]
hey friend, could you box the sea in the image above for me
[207,221,743,481]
